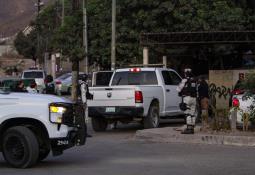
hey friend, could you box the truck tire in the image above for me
[92,117,108,132]
[144,103,160,129]
[36,132,50,162]
[2,126,39,168]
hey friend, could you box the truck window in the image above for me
[169,71,182,85]
[112,71,158,85]
[162,71,181,85]
[23,72,44,79]
[94,72,113,87]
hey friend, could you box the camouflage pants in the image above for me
[183,96,197,126]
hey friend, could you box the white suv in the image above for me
[21,70,46,92]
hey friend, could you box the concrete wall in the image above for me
[209,69,255,109]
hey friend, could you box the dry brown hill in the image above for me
[0,0,50,38]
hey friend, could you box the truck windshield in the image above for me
[23,72,43,79]
[111,71,158,85]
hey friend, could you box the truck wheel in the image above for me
[92,117,108,132]
[2,126,39,168]
[144,103,160,129]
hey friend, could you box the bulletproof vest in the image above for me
[181,78,197,97]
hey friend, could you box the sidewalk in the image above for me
[134,126,255,147]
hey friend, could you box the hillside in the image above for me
[0,0,50,38]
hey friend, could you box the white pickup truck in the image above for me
[21,69,46,93]
[0,90,86,168]
[88,67,183,131]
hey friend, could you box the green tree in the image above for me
[87,0,112,69]
[87,0,253,69]
[53,0,84,101]
[14,1,62,64]
[33,3,61,61]
[14,31,37,63]
[15,0,255,72]
[14,0,84,101]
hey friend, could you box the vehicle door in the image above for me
[161,70,182,115]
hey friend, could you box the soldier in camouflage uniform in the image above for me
[177,68,198,134]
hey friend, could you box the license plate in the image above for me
[57,140,69,146]
[105,107,115,113]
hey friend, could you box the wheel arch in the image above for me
[0,118,50,151]
[145,98,160,116]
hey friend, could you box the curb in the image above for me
[134,127,255,147]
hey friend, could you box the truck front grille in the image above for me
[62,103,85,127]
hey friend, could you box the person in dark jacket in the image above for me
[45,75,55,95]
[80,74,93,137]
[198,76,209,129]
[14,80,27,92]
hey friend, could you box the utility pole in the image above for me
[111,0,116,71]
[71,0,80,102]
[143,47,149,67]
[36,0,41,68]
[83,0,88,73]
[59,0,65,74]
[61,0,65,26]
[37,0,41,14]
[163,56,167,68]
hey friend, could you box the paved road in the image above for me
[1,121,255,175]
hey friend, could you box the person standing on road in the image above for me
[198,76,209,129]
[80,75,92,137]
[177,68,198,134]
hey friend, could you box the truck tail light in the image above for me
[135,91,143,103]
[130,68,141,72]
[232,98,240,107]
[55,80,62,85]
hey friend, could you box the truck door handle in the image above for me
[166,89,170,92]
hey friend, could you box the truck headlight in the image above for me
[49,106,66,124]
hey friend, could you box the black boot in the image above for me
[181,125,194,134]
